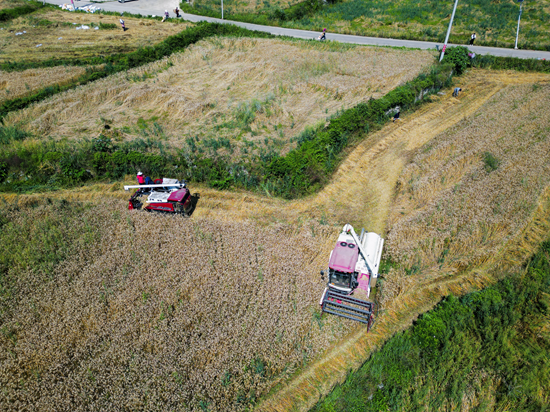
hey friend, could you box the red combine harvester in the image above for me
[124,178,193,215]
[320,224,384,330]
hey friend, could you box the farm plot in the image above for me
[0,202,351,411]
[382,81,550,307]
[0,65,89,103]
[0,9,190,63]
[2,37,435,162]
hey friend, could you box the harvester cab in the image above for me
[124,178,193,215]
[320,224,384,330]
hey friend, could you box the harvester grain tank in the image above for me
[124,178,193,215]
[320,224,384,330]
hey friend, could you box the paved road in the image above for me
[49,0,550,60]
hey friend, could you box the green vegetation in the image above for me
[312,240,550,412]
[183,0,550,51]
[0,1,44,22]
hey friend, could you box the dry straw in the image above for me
[3,37,434,160]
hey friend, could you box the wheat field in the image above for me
[1,69,550,412]
[0,204,358,411]
[2,37,435,159]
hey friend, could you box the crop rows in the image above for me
[2,37,434,163]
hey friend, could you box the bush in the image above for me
[0,126,28,145]
[483,151,500,172]
[442,46,470,75]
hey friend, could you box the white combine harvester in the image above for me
[320,224,384,330]
[124,178,194,215]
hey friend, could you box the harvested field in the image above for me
[0,65,88,103]
[0,9,190,63]
[2,37,435,160]
[2,70,550,412]
[381,79,550,304]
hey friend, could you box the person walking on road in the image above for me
[469,33,476,45]
[453,87,462,97]
[162,10,169,22]
[174,6,180,17]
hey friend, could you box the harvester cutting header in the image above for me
[320,224,384,330]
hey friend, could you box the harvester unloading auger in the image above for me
[124,178,194,215]
[320,224,384,330]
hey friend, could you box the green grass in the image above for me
[311,240,550,411]
[183,0,550,51]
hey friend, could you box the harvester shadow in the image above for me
[185,193,200,217]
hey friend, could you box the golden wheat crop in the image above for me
[3,37,435,160]
[0,201,355,411]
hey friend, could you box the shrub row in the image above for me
[0,1,44,22]
[474,53,550,72]
[262,63,453,197]
[312,240,550,412]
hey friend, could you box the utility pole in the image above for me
[221,0,224,19]
[439,0,460,62]
[514,0,524,49]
